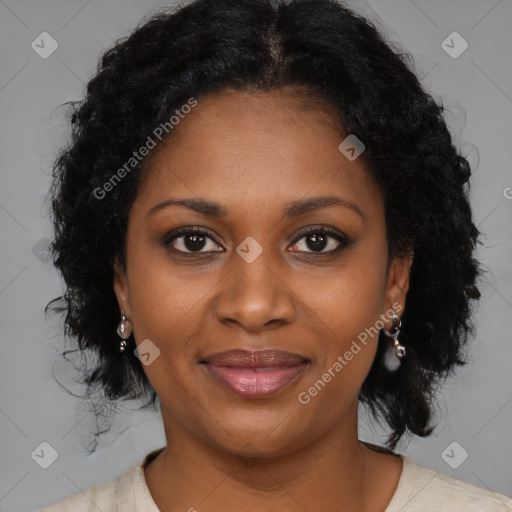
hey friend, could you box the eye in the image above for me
[163,225,351,256]
[163,227,223,254]
[289,226,350,255]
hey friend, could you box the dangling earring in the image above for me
[382,314,406,371]
[117,313,132,353]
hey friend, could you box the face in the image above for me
[114,89,412,458]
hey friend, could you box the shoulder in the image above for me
[37,447,164,512]
[38,465,139,512]
[387,455,512,511]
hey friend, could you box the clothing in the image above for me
[39,446,512,511]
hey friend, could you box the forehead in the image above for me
[134,89,381,219]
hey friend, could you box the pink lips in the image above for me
[201,349,309,398]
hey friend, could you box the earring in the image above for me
[382,314,406,371]
[117,313,132,353]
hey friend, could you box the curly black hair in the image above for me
[46,0,482,453]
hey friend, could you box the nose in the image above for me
[213,247,296,332]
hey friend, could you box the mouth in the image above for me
[200,349,310,399]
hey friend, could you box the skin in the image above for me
[113,88,413,512]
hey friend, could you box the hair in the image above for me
[46,0,482,453]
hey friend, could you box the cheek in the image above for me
[124,252,202,399]
[124,239,207,339]
[294,272,381,418]
[298,256,386,338]
[293,253,386,387]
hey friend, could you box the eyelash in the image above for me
[163,225,351,256]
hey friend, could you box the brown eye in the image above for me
[289,227,351,254]
[164,228,223,254]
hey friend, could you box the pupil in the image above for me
[185,233,206,251]
[182,233,329,252]
[307,233,327,251]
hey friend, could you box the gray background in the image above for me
[0,0,511,510]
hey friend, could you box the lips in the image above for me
[200,349,310,398]
[202,349,308,368]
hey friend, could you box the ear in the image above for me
[383,250,414,321]
[113,256,132,318]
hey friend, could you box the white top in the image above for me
[38,446,512,511]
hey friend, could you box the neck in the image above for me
[145,400,369,512]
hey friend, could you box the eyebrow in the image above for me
[147,195,364,220]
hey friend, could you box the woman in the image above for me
[40,0,512,510]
